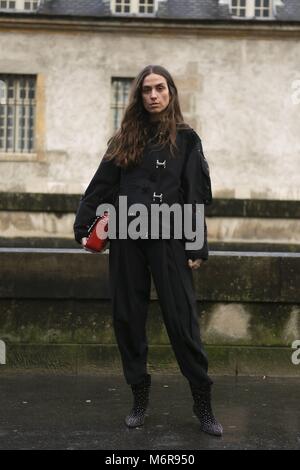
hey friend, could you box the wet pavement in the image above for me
[0,373,299,450]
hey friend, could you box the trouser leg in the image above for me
[109,238,151,385]
[145,238,213,389]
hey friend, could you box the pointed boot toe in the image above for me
[193,404,223,436]
[190,383,223,437]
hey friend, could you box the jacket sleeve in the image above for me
[181,130,212,261]
[73,155,121,245]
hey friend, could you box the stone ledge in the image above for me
[0,192,300,218]
[0,237,299,252]
[207,198,300,219]
[0,299,298,347]
[0,344,298,377]
[0,249,299,302]
[0,192,77,213]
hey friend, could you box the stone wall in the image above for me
[0,248,299,375]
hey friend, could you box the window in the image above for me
[24,0,38,10]
[0,1,16,9]
[114,0,131,14]
[139,0,154,14]
[230,0,273,18]
[0,0,39,11]
[231,0,247,17]
[254,0,271,17]
[111,0,157,15]
[0,75,36,154]
[111,78,133,131]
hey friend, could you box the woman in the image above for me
[73,64,223,437]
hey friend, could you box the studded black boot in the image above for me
[125,374,151,428]
[189,383,223,437]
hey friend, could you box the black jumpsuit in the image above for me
[73,123,213,389]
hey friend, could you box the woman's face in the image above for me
[141,73,170,120]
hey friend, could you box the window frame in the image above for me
[111,0,157,16]
[111,77,134,132]
[0,73,45,162]
[0,0,39,12]
[254,0,272,18]
[230,0,274,19]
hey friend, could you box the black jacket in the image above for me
[73,126,212,261]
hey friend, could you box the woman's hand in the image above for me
[188,258,204,270]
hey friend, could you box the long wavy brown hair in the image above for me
[104,65,190,168]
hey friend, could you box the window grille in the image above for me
[112,0,157,15]
[231,0,272,18]
[0,75,36,154]
[0,0,39,11]
[114,0,131,14]
[0,1,16,9]
[254,0,271,17]
[139,0,154,14]
[231,0,247,17]
[111,78,133,131]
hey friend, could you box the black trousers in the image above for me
[109,237,213,389]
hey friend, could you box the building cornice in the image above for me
[0,14,300,37]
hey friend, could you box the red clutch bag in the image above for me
[85,211,109,253]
